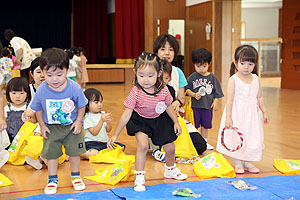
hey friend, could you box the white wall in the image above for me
[242,8,279,38]
[169,20,185,55]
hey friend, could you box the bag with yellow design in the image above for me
[163,116,198,158]
[84,159,134,185]
[273,158,300,174]
[0,173,13,187]
[7,121,37,165]
[193,152,236,179]
[182,96,195,126]
[89,144,135,164]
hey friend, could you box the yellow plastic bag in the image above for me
[163,116,198,158]
[7,121,37,165]
[84,159,133,185]
[21,136,43,160]
[193,152,236,179]
[11,70,21,78]
[58,146,68,164]
[0,173,13,187]
[182,96,195,126]
[273,159,300,174]
[89,144,135,164]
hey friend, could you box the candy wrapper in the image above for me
[228,180,258,191]
[172,188,202,198]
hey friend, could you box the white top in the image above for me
[84,111,109,142]
[4,104,27,118]
[68,60,77,77]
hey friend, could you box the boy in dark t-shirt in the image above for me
[185,48,224,150]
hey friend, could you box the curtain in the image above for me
[73,0,109,63]
[115,0,144,64]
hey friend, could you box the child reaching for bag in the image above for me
[81,88,125,159]
[216,45,269,174]
[107,53,187,192]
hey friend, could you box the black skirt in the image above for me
[126,110,177,146]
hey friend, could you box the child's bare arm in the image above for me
[0,96,7,131]
[36,110,50,139]
[257,80,270,124]
[107,108,132,149]
[166,105,182,136]
[225,77,235,128]
[70,106,86,134]
[186,89,201,100]
[88,112,113,136]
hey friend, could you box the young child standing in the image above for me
[78,47,89,91]
[185,48,224,150]
[216,45,269,174]
[107,53,187,192]
[5,77,31,142]
[0,48,13,90]
[30,48,88,194]
[81,88,124,159]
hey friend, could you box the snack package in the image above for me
[228,180,258,191]
[172,188,202,198]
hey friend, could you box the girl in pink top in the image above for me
[78,47,89,90]
[216,45,269,174]
[107,53,187,192]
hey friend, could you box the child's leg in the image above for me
[80,149,99,160]
[44,158,59,194]
[134,132,149,192]
[199,127,214,150]
[69,156,86,191]
[233,158,245,174]
[163,142,187,180]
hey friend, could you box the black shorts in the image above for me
[85,141,125,151]
[126,111,177,146]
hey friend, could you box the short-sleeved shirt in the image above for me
[186,72,224,110]
[84,111,109,142]
[0,57,13,74]
[30,78,88,125]
[123,86,173,119]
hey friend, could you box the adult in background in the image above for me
[4,29,36,81]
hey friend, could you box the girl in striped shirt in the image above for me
[107,53,187,192]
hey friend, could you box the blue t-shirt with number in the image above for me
[30,78,88,125]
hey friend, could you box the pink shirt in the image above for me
[123,86,173,119]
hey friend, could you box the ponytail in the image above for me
[230,62,236,76]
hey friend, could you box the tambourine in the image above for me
[221,127,243,152]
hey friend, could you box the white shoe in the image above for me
[40,156,48,166]
[134,171,146,192]
[206,143,214,150]
[0,150,9,169]
[25,156,42,170]
[72,178,86,191]
[44,181,58,194]
[164,164,187,180]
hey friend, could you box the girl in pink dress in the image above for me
[78,47,89,90]
[216,45,270,174]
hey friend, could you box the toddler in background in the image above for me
[0,48,13,91]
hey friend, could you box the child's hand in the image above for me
[263,112,270,124]
[0,118,7,131]
[34,132,42,136]
[70,120,82,134]
[102,112,113,123]
[194,92,201,100]
[24,109,35,119]
[41,125,51,139]
[107,135,118,149]
[174,122,182,136]
[171,101,180,113]
[211,99,219,111]
[225,117,233,129]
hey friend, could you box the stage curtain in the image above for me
[73,0,109,63]
[115,0,144,64]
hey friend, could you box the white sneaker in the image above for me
[206,143,214,150]
[134,171,146,192]
[72,177,86,191]
[25,156,42,170]
[44,181,58,194]
[0,150,9,169]
[164,164,187,180]
[40,156,48,166]
[152,149,165,162]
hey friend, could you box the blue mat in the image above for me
[15,175,300,200]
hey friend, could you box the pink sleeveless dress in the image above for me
[216,74,264,161]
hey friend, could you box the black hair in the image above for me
[161,60,172,75]
[39,48,69,71]
[2,48,9,57]
[134,52,164,93]
[230,45,258,76]
[6,77,31,103]
[65,50,74,60]
[70,46,79,56]
[4,29,16,41]
[77,47,86,56]
[192,48,212,64]
[30,57,40,73]
[153,34,179,59]
[84,88,103,113]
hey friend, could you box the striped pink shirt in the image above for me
[123,86,173,118]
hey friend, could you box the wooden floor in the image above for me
[1,77,300,199]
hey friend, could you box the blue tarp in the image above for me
[15,175,300,200]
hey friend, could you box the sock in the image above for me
[234,159,243,168]
[71,172,81,180]
[48,175,58,184]
[165,164,176,170]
